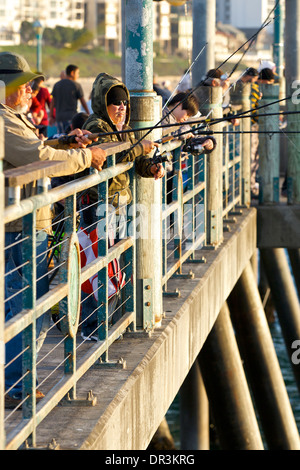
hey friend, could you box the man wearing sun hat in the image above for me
[0,52,107,408]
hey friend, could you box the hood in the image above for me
[91,73,130,127]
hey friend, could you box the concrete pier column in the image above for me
[192,0,215,87]
[228,261,300,450]
[198,303,264,450]
[288,248,300,298]
[260,248,300,393]
[179,359,209,450]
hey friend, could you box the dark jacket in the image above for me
[83,73,155,206]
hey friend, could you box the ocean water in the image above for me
[166,315,300,450]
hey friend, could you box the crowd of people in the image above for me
[1,49,279,408]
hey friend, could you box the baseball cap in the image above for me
[0,52,44,88]
[245,67,259,77]
[259,68,275,81]
[257,61,276,73]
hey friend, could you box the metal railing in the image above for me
[2,142,138,449]
[0,89,250,449]
[222,121,242,217]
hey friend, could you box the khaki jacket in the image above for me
[1,103,92,233]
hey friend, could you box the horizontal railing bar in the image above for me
[223,156,241,171]
[222,196,241,217]
[182,181,206,204]
[162,233,206,285]
[4,162,133,225]
[4,238,133,343]
[4,142,131,187]
[81,237,134,284]
[4,282,69,343]
[5,311,135,450]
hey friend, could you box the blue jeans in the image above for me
[56,120,72,134]
[5,231,49,398]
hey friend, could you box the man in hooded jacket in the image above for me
[79,73,165,339]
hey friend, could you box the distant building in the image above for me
[84,0,172,55]
[0,0,85,45]
[216,0,283,61]
[216,0,285,37]
[216,0,277,30]
[0,0,172,53]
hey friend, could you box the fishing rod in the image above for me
[162,42,208,111]
[196,96,292,130]
[45,95,293,149]
[116,18,274,162]
[188,130,300,136]
[228,0,279,78]
[162,99,293,142]
[45,15,276,154]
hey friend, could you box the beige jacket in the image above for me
[1,103,92,233]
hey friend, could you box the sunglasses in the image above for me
[112,100,128,106]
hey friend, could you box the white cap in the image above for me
[257,60,276,73]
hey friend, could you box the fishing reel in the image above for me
[152,150,173,165]
[182,137,206,156]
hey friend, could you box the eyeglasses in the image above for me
[112,100,128,106]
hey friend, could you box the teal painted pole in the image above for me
[273,0,285,98]
[33,21,43,72]
[125,0,153,92]
[125,0,163,329]
[36,33,42,72]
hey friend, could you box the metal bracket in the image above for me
[202,245,217,251]
[224,217,237,224]
[229,209,243,216]
[187,256,207,264]
[163,288,181,297]
[141,278,153,328]
[93,357,127,369]
[24,438,61,450]
[60,390,97,407]
[125,328,152,338]
[172,269,195,279]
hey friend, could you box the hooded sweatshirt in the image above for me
[83,73,155,206]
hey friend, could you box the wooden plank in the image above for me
[97,141,131,156]
[4,160,69,187]
[4,142,131,187]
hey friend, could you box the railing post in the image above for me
[125,0,163,329]
[0,118,5,450]
[240,84,251,207]
[258,84,280,204]
[198,86,223,246]
[231,83,251,207]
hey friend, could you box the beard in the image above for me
[14,103,30,114]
